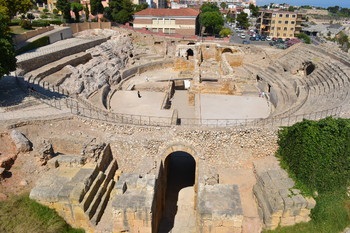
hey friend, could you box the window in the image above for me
[284,27,287,30]
[290,34,293,37]
[292,14,296,17]
[272,13,276,17]
[279,14,283,17]
[152,18,158,24]
[271,26,275,30]
[285,21,288,24]
[291,21,295,24]
[286,14,289,17]
[152,28,158,32]
[283,33,286,36]
[277,27,281,30]
[272,20,275,24]
[278,20,282,24]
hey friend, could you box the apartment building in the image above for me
[257,10,304,38]
[133,8,199,36]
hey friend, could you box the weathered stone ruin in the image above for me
[253,160,316,230]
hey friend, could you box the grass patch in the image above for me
[0,194,84,233]
[10,26,33,35]
[264,191,350,233]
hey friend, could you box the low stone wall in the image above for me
[70,22,112,34]
[120,59,174,80]
[17,37,108,74]
[13,26,54,45]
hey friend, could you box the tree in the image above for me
[0,12,16,78]
[236,12,249,29]
[219,28,231,37]
[134,3,148,13]
[109,0,133,24]
[199,2,223,35]
[84,3,89,21]
[327,6,340,14]
[71,2,83,22]
[90,0,104,16]
[288,6,295,12]
[220,2,227,10]
[0,0,33,19]
[56,0,71,22]
[200,2,219,13]
[200,11,224,35]
[249,4,259,17]
[296,32,311,44]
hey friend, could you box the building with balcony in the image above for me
[133,8,199,36]
[257,10,305,39]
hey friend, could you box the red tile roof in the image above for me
[134,8,199,17]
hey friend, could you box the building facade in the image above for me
[257,10,304,39]
[133,8,199,36]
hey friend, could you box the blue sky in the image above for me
[256,0,350,8]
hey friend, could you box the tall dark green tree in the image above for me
[109,0,133,24]
[200,2,219,13]
[0,11,17,78]
[249,4,259,17]
[90,0,104,16]
[71,2,83,22]
[236,12,249,29]
[56,0,71,22]
[199,2,224,35]
[84,3,90,21]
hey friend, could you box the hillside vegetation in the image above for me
[267,117,350,233]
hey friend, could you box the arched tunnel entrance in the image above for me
[158,151,196,233]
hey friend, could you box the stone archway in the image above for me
[222,48,233,54]
[186,48,194,60]
[157,145,199,233]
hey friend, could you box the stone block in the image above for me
[233,216,244,228]
[131,219,143,228]
[299,208,311,217]
[295,215,310,223]
[305,197,316,209]
[135,226,151,233]
[214,226,232,233]
[222,219,234,227]
[282,196,294,210]
[10,130,32,153]
[280,216,295,226]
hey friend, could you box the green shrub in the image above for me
[0,194,84,233]
[9,19,21,26]
[31,20,50,27]
[16,36,50,55]
[277,117,350,194]
[20,20,32,29]
[49,19,63,25]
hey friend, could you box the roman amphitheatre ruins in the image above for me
[1,26,350,233]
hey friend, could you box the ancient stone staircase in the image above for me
[30,144,119,231]
[80,158,117,225]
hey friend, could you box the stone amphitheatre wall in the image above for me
[121,59,175,80]
[17,37,108,74]
[70,22,112,34]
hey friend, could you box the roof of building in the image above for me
[134,8,200,17]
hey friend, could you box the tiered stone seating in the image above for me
[292,60,350,115]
